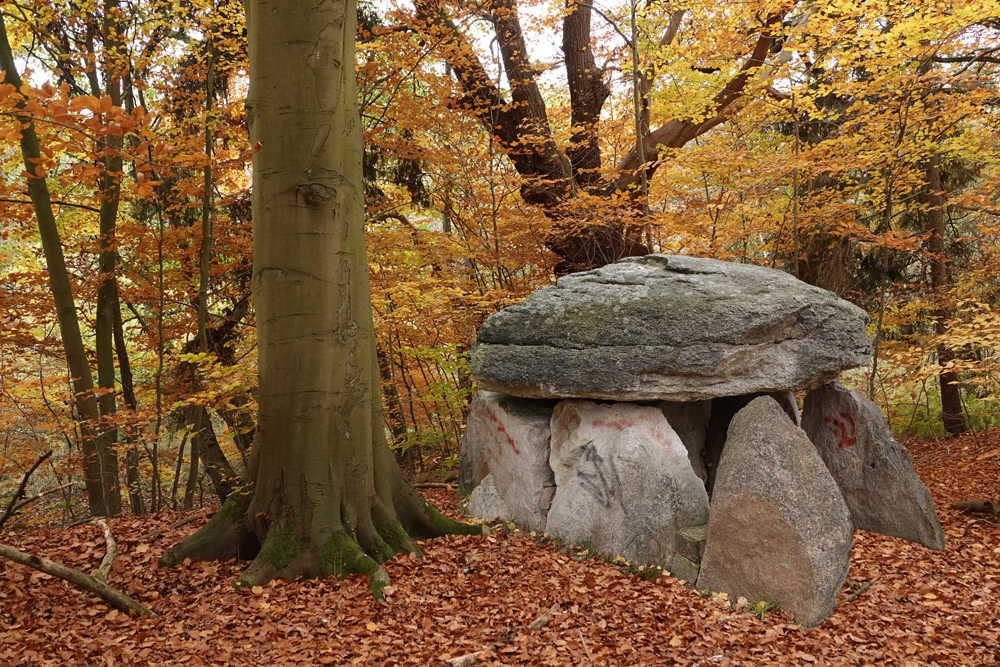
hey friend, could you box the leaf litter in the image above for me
[1,431,998,666]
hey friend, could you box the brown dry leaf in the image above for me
[0,431,998,666]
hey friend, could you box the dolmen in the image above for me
[460,254,945,627]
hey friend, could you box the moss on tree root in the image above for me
[423,502,485,536]
[162,479,482,599]
[158,492,257,567]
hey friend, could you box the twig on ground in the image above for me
[837,575,882,606]
[413,482,456,489]
[140,510,214,540]
[445,602,561,665]
[0,451,53,529]
[528,602,560,631]
[951,500,999,515]
[0,520,156,617]
[693,651,736,666]
[94,520,116,582]
[443,648,494,666]
[68,516,93,528]
[577,628,595,666]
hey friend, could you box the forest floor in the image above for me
[1,431,998,666]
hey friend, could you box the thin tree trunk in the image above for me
[114,292,146,514]
[0,14,121,517]
[183,412,200,511]
[171,433,188,510]
[926,154,966,435]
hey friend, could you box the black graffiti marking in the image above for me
[576,442,623,511]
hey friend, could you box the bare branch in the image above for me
[8,482,73,516]
[933,46,1000,65]
[0,450,52,529]
[611,10,788,195]
[0,197,101,213]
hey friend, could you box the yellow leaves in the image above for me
[366,622,378,631]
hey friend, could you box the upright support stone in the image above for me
[467,474,513,522]
[697,397,852,628]
[459,392,556,529]
[546,400,710,567]
[801,382,945,551]
[703,391,800,493]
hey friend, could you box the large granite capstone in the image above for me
[470,255,871,402]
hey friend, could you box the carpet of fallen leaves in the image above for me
[1,431,999,667]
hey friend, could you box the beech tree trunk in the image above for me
[926,154,966,436]
[161,0,478,593]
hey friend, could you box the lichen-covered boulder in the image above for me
[545,400,710,567]
[802,382,945,551]
[697,397,852,627]
[470,254,871,402]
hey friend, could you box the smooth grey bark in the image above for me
[161,0,479,594]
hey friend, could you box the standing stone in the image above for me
[470,254,871,402]
[467,474,513,522]
[659,400,711,482]
[546,400,710,567]
[703,391,800,493]
[801,383,946,551]
[459,392,556,529]
[697,397,852,628]
[459,429,490,496]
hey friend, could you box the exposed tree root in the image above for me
[158,492,258,567]
[160,476,484,598]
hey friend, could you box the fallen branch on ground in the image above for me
[7,483,73,518]
[838,575,881,606]
[0,519,156,617]
[0,456,157,617]
[413,482,456,489]
[951,500,999,515]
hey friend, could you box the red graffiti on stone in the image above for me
[591,418,633,430]
[484,406,519,455]
[824,412,857,448]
